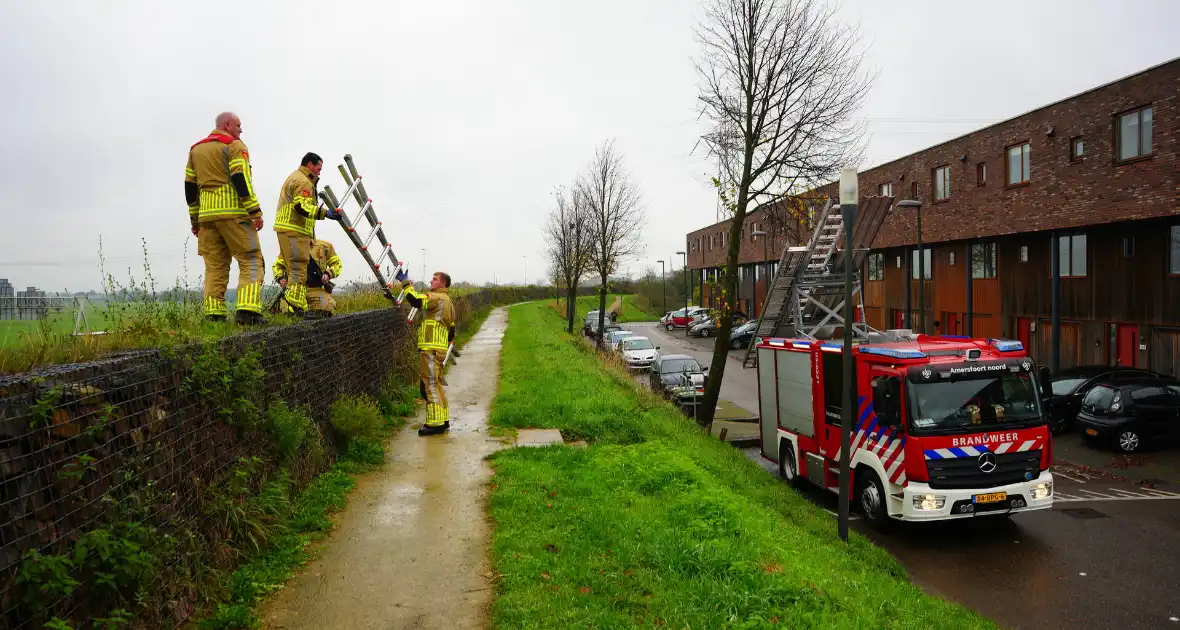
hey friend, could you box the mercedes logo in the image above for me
[977,451,997,473]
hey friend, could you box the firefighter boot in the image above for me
[235,310,265,326]
[205,314,227,323]
[418,421,450,436]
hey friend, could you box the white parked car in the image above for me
[606,329,635,351]
[620,336,659,369]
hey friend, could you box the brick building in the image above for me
[686,56,1179,374]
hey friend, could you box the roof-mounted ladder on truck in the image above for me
[741,194,896,369]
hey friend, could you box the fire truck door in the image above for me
[819,351,853,460]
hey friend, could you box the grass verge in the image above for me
[614,294,662,323]
[486,302,993,629]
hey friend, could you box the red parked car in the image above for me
[664,306,708,331]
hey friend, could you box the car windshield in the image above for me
[907,371,1042,434]
[1082,386,1117,412]
[661,358,701,374]
[624,338,654,351]
[1050,377,1088,396]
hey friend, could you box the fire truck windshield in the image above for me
[906,370,1042,435]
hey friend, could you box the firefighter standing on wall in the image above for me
[396,268,456,436]
[273,238,342,317]
[185,112,266,324]
[273,152,329,315]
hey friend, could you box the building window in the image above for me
[948,251,956,266]
[895,255,902,269]
[933,166,951,201]
[1170,226,1180,275]
[879,182,894,197]
[1056,233,1087,277]
[910,181,918,198]
[911,248,932,280]
[971,242,997,278]
[1006,142,1031,185]
[1019,245,1029,263]
[1116,106,1153,162]
[867,253,884,281]
[976,162,987,185]
[1123,236,1135,259]
[1071,136,1085,161]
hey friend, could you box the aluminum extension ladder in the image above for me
[318,155,458,365]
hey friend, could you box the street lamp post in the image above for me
[522,255,528,286]
[837,168,858,543]
[895,200,924,333]
[657,260,666,316]
[676,251,687,332]
[751,230,769,318]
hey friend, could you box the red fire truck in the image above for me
[756,330,1055,529]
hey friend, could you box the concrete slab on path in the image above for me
[260,309,512,630]
[515,428,566,447]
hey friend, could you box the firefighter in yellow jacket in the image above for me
[272,238,343,317]
[185,112,266,324]
[397,268,456,436]
[273,153,329,314]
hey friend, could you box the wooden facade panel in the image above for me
[1000,234,1050,317]
[863,306,885,331]
[1149,328,1180,377]
[882,248,908,310]
[972,278,1001,315]
[933,243,967,317]
[864,281,885,309]
[972,313,1001,339]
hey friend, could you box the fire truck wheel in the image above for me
[778,441,802,488]
[856,469,890,531]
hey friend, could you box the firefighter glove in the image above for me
[395,268,410,283]
[325,208,343,221]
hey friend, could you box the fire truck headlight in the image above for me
[912,494,945,510]
[1031,482,1052,500]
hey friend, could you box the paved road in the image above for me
[625,322,759,415]
[633,321,1180,628]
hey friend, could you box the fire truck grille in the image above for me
[925,451,1042,490]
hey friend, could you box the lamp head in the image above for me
[896,200,922,209]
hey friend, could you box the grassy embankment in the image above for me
[485,301,993,629]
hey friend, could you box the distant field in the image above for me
[0,303,109,349]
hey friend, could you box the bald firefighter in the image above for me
[272,238,343,317]
[185,112,266,324]
[273,153,329,314]
[396,268,456,436]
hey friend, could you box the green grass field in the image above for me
[485,302,993,629]
[614,294,663,323]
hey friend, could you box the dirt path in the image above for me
[261,308,510,630]
[606,295,622,315]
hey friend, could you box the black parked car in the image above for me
[1077,380,1180,453]
[729,320,758,349]
[1043,366,1172,433]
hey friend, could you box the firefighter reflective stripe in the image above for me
[425,403,448,426]
[198,184,253,220]
[274,202,314,236]
[285,282,307,311]
[228,158,260,210]
[204,295,228,317]
[274,168,322,236]
[326,254,342,278]
[236,282,263,314]
[273,256,287,280]
[418,320,449,350]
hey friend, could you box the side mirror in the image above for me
[655,346,661,350]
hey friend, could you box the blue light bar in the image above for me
[988,339,1024,352]
[791,342,812,350]
[857,346,927,359]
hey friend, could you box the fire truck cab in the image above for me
[757,330,1055,529]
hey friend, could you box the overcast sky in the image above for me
[0,0,1176,293]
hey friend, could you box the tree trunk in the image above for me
[566,283,578,333]
[596,280,608,349]
[698,192,751,430]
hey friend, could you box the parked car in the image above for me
[1043,365,1172,433]
[606,329,635,351]
[688,318,717,337]
[620,336,659,369]
[659,312,673,327]
[648,354,707,398]
[729,320,758,349]
[583,310,600,335]
[664,307,708,331]
[1077,380,1180,453]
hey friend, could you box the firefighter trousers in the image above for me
[198,218,265,315]
[307,287,336,313]
[277,232,311,311]
[418,349,448,426]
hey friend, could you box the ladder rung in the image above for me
[360,223,383,250]
[348,199,374,226]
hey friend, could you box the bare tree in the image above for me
[544,186,594,333]
[693,0,872,428]
[577,140,645,348]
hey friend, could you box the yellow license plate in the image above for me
[1085,428,1099,436]
[973,492,1007,504]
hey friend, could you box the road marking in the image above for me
[1055,487,1180,503]
[1076,489,1117,499]
[1051,470,1087,483]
